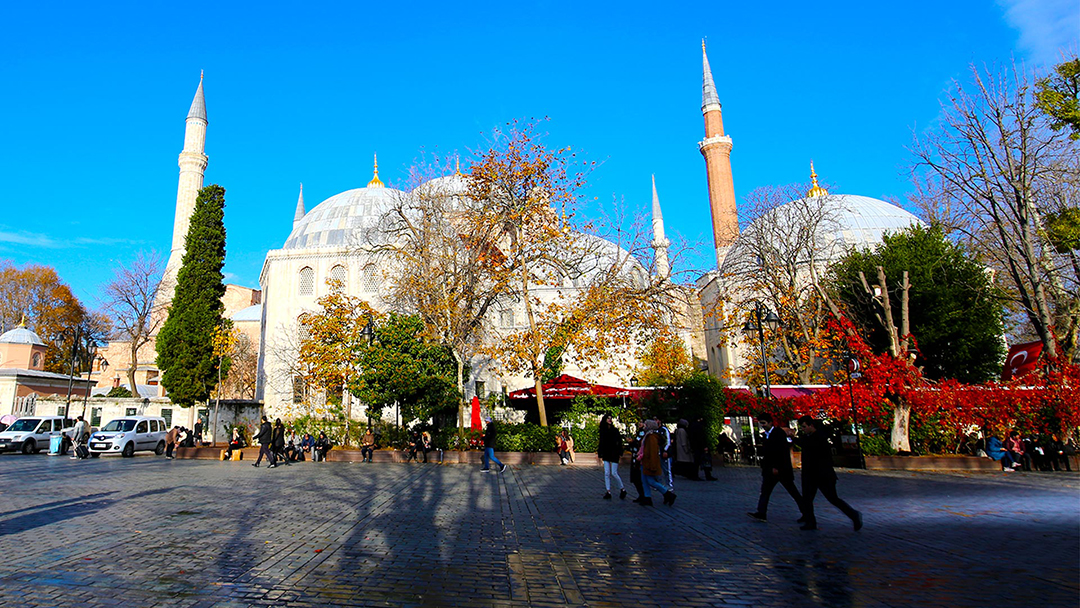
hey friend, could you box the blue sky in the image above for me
[1,0,1076,309]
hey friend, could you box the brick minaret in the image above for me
[698,42,738,268]
[163,73,209,296]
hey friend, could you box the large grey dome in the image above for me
[0,326,45,346]
[283,186,403,250]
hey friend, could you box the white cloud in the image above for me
[998,0,1079,66]
[0,227,139,249]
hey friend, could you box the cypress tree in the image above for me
[156,184,227,406]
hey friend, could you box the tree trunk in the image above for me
[454,354,465,432]
[890,399,912,452]
[533,370,548,428]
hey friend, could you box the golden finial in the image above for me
[702,38,706,51]
[807,161,829,198]
[454,156,461,176]
[18,314,26,328]
[367,153,385,188]
[200,70,204,81]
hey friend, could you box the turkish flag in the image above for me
[470,396,483,430]
[1002,341,1043,381]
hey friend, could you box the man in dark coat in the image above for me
[270,419,289,467]
[794,417,862,531]
[747,413,804,522]
[480,419,506,473]
[252,416,275,468]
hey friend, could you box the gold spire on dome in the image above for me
[18,314,26,328]
[454,156,461,176]
[807,161,829,198]
[367,153,385,188]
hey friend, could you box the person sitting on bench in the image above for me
[313,432,332,462]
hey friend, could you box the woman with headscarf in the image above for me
[596,415,627,500]
[637,420,677,506]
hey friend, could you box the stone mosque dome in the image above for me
[0,325,45,346]
[283,186,403,250]
[722,187,924,275]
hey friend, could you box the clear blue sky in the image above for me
[1,1,1076,309]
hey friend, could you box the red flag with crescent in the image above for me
[1002,341,1043,381]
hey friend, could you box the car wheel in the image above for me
[21,440,35,455]
[122,442,135,458]
[155,441,165,456]
[90,452,100,458]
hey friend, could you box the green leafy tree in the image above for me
[156,185,227,406]
[350,312,461,427]
[831,224,1005,383]
[1035,57,1080,140]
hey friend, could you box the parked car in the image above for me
[88,416,167,458]
[0,416,76,454]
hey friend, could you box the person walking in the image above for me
[653,416,675,492]
[629,421,646,502]
[637,420,676,506]
[597,415,627,500]
[747,413,804,523]
[792,417,862,531]
[253,416,275,468]
[69,415,90,460]
[270,419,288,467]
[360,428,376,462]
[480,418,507,473]
[165,425,181,459]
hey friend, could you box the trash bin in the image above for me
[49,435,64,455]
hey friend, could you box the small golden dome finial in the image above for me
[454,156,461,176]
[367,153,384,188]
[807,161,829,198]
[200,70,204,81]
[18,314,26,328]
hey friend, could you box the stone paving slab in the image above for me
[0,453,1076,607]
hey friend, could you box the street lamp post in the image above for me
[358,314,375,438]
[742,302,782,402]
[844,351,866,469]
[63,326,82,415]
[742,302,781,464]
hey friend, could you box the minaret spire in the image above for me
[806,161,830,198]
[651,175,671,280]
[163,74,210,299]
[698,41,738,268]
[293,183,306,229]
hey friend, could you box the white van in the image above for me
[88,416,167,458]
[0,416,76,454]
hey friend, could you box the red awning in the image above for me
[508,374,641,400]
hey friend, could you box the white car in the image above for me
[0,416,76,454]
[88,416,167,458]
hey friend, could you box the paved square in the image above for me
[0,454,1076,607]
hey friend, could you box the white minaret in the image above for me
[163,73,209,292]
[293,183,306,230]
[651,174,671,280]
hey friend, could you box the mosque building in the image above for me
[96,42,922,423]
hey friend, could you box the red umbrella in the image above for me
[470,396,482,430]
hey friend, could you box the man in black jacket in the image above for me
[480,419,507,473]
[252,416,275,468]
[794,416,861,531]
[747,413,804,523]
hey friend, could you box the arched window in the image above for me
[329,264,347,291]
[298,267,314,296]
[362,266,379,293]
[297,314,311,343]
[499,309,514,328]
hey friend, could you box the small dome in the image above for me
[0,326,45,346]
[283,186,403,250]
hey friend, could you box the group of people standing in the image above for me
[243,416,331,468]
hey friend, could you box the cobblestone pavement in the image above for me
[0,454,1076,608]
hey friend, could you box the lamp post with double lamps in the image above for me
[742,301,782,402]
[844,351,866,469]
[359,314,376,432]
[742,302,781,464]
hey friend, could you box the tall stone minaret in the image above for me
[650,174,670,280]
[293,183,306,230]
[163,73,209,292]
[698,41,738,269]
